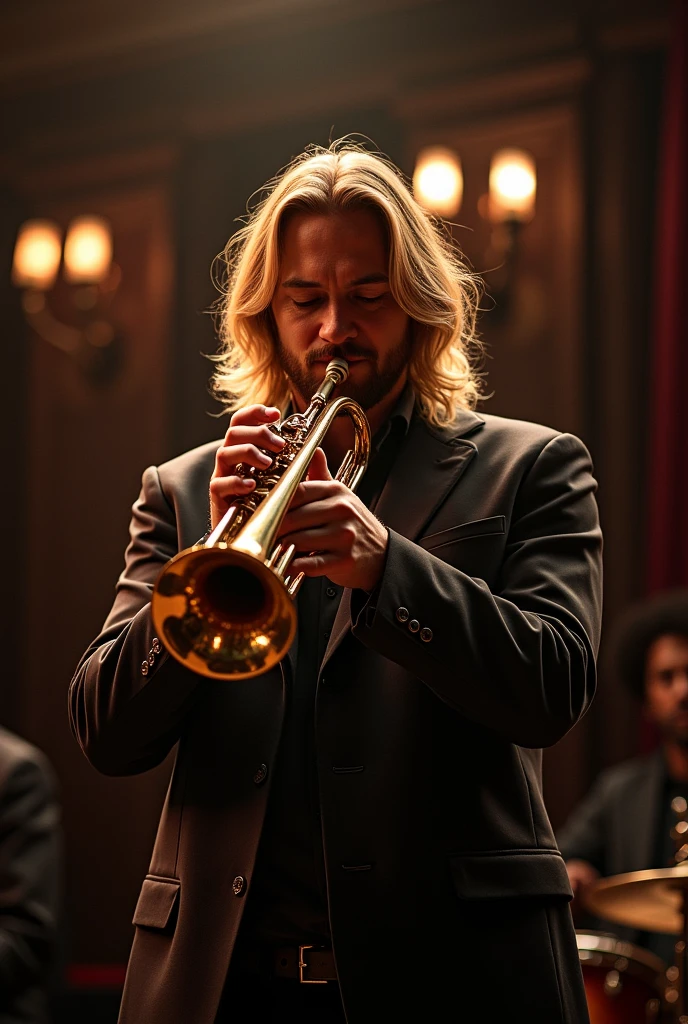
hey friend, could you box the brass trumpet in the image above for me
[151,358,370,679]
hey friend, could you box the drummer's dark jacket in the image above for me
[556,748,672,947]
[69,406,603,1024]
[0,727,62,1024]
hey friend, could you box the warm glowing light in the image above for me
[413,147,463,217]
[489,149,536,222]
[63,215,113,284]
[12,220,62,289]
[212,636,223,651]
[254,635,270,648]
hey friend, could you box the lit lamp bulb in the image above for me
[12,220,62,290]
[64,215,113,284]
[413,147,463,218]
[488,149,536,222]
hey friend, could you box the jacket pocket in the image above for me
[420,516,506,551]
[132,875,181,929]
[449,849,572,900]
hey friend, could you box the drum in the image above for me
[576,931,670,1024]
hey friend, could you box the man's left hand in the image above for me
[278,448,388,592]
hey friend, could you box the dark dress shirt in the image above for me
[238,383,415,948]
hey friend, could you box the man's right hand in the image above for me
[209,405,286,530]
[565,858,600,904]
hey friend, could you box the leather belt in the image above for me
[275,945,337,984]
[232,943,338,983]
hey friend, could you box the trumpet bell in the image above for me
[151,545,296,680]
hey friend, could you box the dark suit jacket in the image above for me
[0,728,61,1024]
[556,749,666,944]
[69,408,603,1023]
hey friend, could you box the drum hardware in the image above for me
[582,795,688,1022]
[576,931,668,1023]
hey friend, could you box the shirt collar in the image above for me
[370,379,415,453]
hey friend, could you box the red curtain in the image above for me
[646,0,688,594]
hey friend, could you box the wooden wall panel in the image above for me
[21,176,176,962]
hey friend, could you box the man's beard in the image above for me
[658,711,688,747]
[276,334,412,412]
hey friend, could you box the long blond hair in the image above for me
[211,140,483,426]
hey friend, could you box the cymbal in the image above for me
[584,863,688,934]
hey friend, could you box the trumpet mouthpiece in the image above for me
[325,357,349,383]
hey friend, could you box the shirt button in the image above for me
[324,630,331,640]
[396,607,410,623]
[232,875,246,897]
[420,627,433,642]
[326,587,337,598]
[253,764,268,785]
[141,660,149,676]
[408,619,420,633]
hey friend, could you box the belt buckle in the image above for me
[298,944,328,985]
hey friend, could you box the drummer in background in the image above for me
[557,587,688,966]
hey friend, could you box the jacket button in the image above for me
[253,763,268,785]
[408,619,420,633]
[420,627,433,642]
[396,607,409,623]
[151,638,162,654]
[326,587,337,598]
[141,660,149,676]
[232,875,246,897]
[148,650,155,665]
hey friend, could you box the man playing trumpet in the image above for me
[70,140,602,1023]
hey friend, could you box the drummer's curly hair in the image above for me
[209,137,484,427]
[611,589,688,699]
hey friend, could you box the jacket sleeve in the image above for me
[0,754,61,1003]
[350,432,603,748]
[69,466,206,776]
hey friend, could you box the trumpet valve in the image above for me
[274,543,295,580]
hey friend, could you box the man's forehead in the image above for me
[279,208,388,262]
[648,633,688,666]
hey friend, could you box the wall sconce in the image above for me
[482,148,537,319]
[12,215,123,384]
[412,147,463,218]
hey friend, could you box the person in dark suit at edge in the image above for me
[558,588,688,968]
[0,726,61,1024]
[69,139,603,1024]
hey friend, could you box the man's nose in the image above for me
[674,671,688,698]
[319,300,356,345]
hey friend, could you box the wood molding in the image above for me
[0,0,433,92]
[2,144,179,198]
[397,56,593,123]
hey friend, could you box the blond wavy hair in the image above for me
[211,139,484,426]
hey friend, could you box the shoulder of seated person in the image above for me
[596,752,661,793]
[0,726,54,787]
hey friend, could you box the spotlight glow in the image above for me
[413,147,463,217]
[489,149,536,222]
[64,215,113,284]
[12,220,62,289]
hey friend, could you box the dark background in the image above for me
[0,0,676,1009]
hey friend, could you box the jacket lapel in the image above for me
[320,409,484,669]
